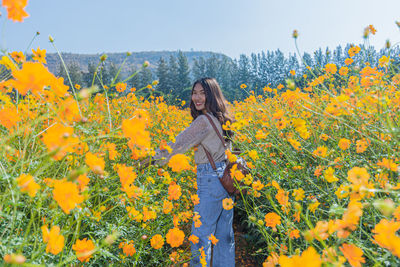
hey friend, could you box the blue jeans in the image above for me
[190,161,235,267]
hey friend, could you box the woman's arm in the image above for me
[153,115,211,166]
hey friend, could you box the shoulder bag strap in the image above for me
[200,113,227,171]
[203,114,227,148]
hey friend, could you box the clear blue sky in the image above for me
[2,0,400,59]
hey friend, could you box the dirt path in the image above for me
[234,219,258,266]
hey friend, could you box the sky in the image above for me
[1,0,400,59]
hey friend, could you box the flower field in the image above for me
[2,1,400,267]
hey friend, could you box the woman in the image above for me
[152,77,235,266]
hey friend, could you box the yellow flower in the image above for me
[240,84,247,89]
[292,188,305,201]
[324,167,338,183]
[32,47,47,64]
[248,150,259,161]
[309,201,320,214]
[16,174,40,197]
[225,149,237,163]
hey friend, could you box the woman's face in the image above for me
[192,83,206,113]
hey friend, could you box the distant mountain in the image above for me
[45,51,230,76]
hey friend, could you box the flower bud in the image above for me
[292,30,298,39]
[48,35,54,42]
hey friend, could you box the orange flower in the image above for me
[85,152,105,175]
[312,146,328,158]
[166,227,185,248]
[240,84,247,89]
[377,158,398,172]
[193,212,202,228]
[121,242,136,256]
[348,46,361,57]
[41,225,64,255]
[105,142,119,160]
[325,63,337,74]
[32,47,47,64]
[264,212,281,228]
[52,180,84,214]
[122,109,151,158]
[10,51,25,63]
[117,164,137,187]
[142,206,157,222]
[16,174,40,197]
[77,174,90,192]
[11,62,55,95]
[222,198,234,210]
[2,0,29,22]
[339,243,365,267]
[372,219,400,257]
[209,234,219,245]
[356,139,368,153]
[168,182,182,200]
[289,229,300,239]
[279,247,322,266]
[41,123,78,160]
[347,167,370,186]
[188,234,199,244]
[252,180,264,191]
[115,82,127,93]
[163,200,173,214]
[276,189,290,210]
[150,234,164,249]
[0,106,21,130]
[339,66,349,76]
[72,238,95,262]
[191,194,200,205]
[168,154,192,172]
[345,58,354,65]
[338,138,351,150]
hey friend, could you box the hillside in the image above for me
[45,51,229,75]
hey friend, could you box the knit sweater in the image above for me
[154,113,228,166]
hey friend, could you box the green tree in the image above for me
[156,57,169,95]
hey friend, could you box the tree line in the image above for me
[53,44,400,104]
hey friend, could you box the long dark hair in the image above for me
[190,77,234,140]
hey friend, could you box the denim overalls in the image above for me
[190,161,235,267]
